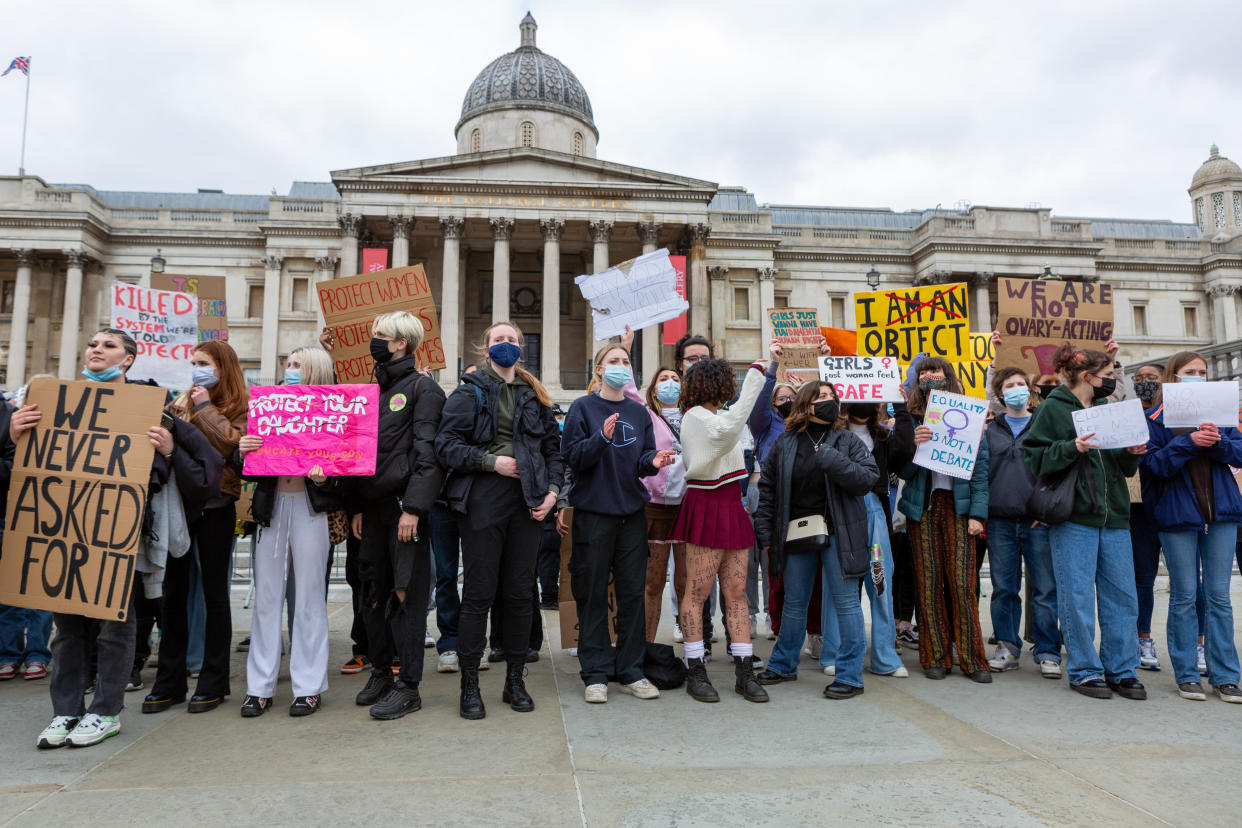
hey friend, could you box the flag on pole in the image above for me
[2,57,30,77]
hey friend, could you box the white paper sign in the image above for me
[1161,380,1240,429]
[913,390,987,480]
[1072,398,1149,450]
[110,283,198,390]
[574,248,689,340]
[818,356,903,402]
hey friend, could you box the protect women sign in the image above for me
[913,390,987,480]
[242,385,381,477]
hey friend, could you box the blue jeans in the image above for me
[988,519,1061,663]
[0,604,53,665]
[1048,522,1139,686]
[769,537,865,687]
[429,503,462,654]
[1160,524,1241,686]
[863,493,902,674]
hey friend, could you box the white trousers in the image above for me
[245,489,330,698]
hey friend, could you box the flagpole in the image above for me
[18,59,29,176]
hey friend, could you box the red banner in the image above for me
[662,255,687,345]
[361,248,388,274]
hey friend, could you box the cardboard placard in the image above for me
[1160,381,1240,429]
[317,265,446,382]
[995,278,1113,376]
[242,385,380,477]
[151,274,228,343]
[0,379,165,620]
[1072,398,1148,450]
[235,479,257,524]
[855,283,971,363]
[913,390,987,480]
[110,283,198,390]
[818,356,903,402]
[557,508,617,648]
[770,307,821,378]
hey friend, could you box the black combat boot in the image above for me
[685,657,719,703]
[460,666,486,720]
[501,661,534,712]
[734,656,769,703]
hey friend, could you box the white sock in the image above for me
[684,640,705,660]
[730,642,753,658]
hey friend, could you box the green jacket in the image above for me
[1021,385,1140,530]
[897,431,989,524]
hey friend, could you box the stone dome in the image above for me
[1191,144,1242,189]
[456,13,597,138]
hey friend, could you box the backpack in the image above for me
[643,642,687,689]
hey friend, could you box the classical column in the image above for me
[757,266,777,351]
[338,213,362,276]
[389,215,414,268]
[490,217,514,324]
[971,272,993,331]
[637,221,663,379]
[261,255,283,382]
[540,218,565,390]
[708,265,729,354]
[313,256,338,327]
[1210,285,1239,342]
[687,223,711,335]
[588,220,613,358]
[440,216,464,379]
[9,248,34,386]
[57,250,89,379]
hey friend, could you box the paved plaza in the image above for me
[1,580,1238,827]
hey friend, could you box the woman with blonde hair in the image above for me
[435,321,564,719]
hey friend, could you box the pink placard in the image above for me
[242,384,380,477]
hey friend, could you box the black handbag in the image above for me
[1026,454,1096,525]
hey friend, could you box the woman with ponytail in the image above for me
[435,322,564,720]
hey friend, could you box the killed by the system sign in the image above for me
[0,379,165,621]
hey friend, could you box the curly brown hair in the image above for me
[680,358,735,410]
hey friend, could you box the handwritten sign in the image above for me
[575,248,688,341]
[1161,380,1241,429]
[818,356,903,402]
[317,265,446,382]
[110,283,198,390]
[0,379,164,620]
[996,278,1113,377]
[1072,398,1148,450]
[914,389,987,480]
[769,307,821,379]
[242,385,380,477]
[855,283,971,363]
[151,274,228,343]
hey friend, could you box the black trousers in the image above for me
[536,521,562,605]
[457,474,541,669]
[891,530,917,624]
[344,532,368,657]
[570,508,648,687]
[151,504,236,699]
[132,591,162,675]
[489,582,543,651]
[358,498,431,685]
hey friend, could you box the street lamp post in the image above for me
[150,249,166,274]
[866,265,881,290]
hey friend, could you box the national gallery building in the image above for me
[1,14,1240,395]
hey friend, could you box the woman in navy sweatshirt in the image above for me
[561,343,676,705]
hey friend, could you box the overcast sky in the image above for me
[3,0,1239,222]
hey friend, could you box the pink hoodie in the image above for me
[623,380,686,505]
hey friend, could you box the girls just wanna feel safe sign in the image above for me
[913,390,987,480]
[243,385,380,477]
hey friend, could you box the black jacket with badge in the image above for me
[435,367,564,513]
[754,428,879,579]
[985,412,1039,520]
[352,354,445,516]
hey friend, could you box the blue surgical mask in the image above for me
[656,379,681,405]
[603,365,632,390]
[284,368,302,385]
[1179,375,1207,383]
[1003,386,1031,409]
[192,365,218,388]
[488,341,521,368]
[82,365,123,382]
[886,404,895,418]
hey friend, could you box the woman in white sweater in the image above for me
[670,356,768,703]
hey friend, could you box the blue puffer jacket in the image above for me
[1139,406,1242,532]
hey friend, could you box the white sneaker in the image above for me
[673,623,683,644]
[424,631,436,648]
[880,665,909,677]
[1138,637,1160,670]
[617,678,660,699]
[823,664,836,677]
[437,651,459,673]
[804,634,823,660]
[584,683,608,703]
[765,614,776,641]
[1038,660,1063,679]
[710,632,719,643]
[568,647,578,658]
[988,644,1019,672]
[477,656,490,671]
[1197,644,1208,675]
[749,615,758,640]
[37,716,79,749]
[66,714,120,748]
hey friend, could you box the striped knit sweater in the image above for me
[681,363,766,490]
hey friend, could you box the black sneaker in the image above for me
[240,695,272,717]
[823,681,865,699]
[290,695,321,717]
[236,636,250,653]
[355,671,394,706]
[525,648,540,663]
[370,683,421,720]
[487,648,507,663]
[896,626,919,647]
[755,669,796,685]
[1106,677,1147,700]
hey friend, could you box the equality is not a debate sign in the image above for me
[110,283,198,390]
[913,389,987,480]
[242,385,381,477]
[995,277,1113,378]
[854,283,972,364]
[317,265,446,383]
[0,379,165,621]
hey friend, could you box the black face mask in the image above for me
[370,337,394,364]
[775,400,793,419]
[1134,380,1160,405]
[845,403,877,420]
[812,400,840,423]
[1036,383,1057,399]
[1093,376,1117,399]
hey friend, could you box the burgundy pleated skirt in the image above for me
[670,483,755,549]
